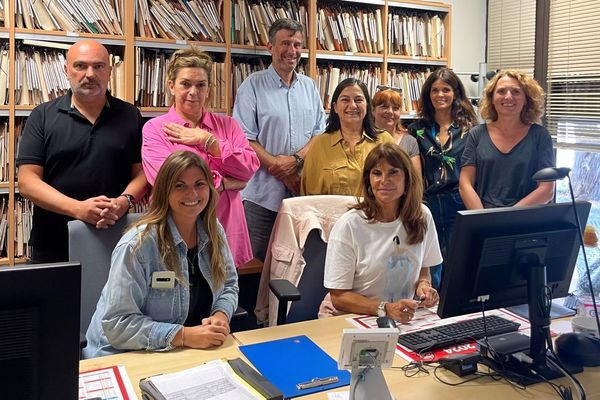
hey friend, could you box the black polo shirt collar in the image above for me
[57,90,111,117]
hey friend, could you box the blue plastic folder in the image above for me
[239,335,351,398]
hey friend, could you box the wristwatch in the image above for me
[292,153,304,169]
[377,301,388,317]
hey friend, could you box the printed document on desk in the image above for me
[79,364,136,400]
[348,307,530,362]
[239,335,351,398]
[139,359,264,399]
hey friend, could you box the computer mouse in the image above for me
[555,332,600,367]
[376,317,397,329]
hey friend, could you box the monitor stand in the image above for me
[349,349,393,400]
[481,248,583,385]
[349,366,392,400]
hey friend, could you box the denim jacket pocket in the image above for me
[145,286,181,322]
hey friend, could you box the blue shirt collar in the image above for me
[267,64,298,88]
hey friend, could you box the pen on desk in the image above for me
[296,376,339,390]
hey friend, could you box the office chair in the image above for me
[68,214,141,337]
[68,214,247,348]
[269,229,329,325]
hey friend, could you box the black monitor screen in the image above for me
[0,262,81,400]
[438,202,591,319]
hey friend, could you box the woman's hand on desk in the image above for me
[202,311,231,333]
[181,323,229,349]
[386,300,418,323]
[174,313,230,349]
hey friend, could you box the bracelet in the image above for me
[203,134,212,148]
[204,134,217,149]
[119,193,134,209]
[181,327,186,347]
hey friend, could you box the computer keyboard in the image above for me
[397,315,521,353]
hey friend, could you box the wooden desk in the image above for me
[81,316,600,399]
[80,336,242,398]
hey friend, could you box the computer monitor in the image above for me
[0,262,81,400]
[437,201,591,381]
[438,201,590,319]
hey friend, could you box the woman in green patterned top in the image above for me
[407,68,478,289]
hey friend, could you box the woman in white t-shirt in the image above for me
[322,143,442,323]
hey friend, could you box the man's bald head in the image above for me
[64,40,111,101]
[66,40,110,64]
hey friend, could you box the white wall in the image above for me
[430,0,488,98]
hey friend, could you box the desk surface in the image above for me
[80,316,600,400]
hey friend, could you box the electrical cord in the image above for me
[350,351,378,398]
[395,359,436,377]
[395,294,583,399]
[546,348,586,400]
[350,366,370,399]
[512,352,573,400]
[432,364,498,386]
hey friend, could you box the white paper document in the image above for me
[79,364,137,400]
[143,359,261,400]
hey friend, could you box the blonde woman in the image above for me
[142,48,259,267]
[460,70,554,209]
[84,151,238,358]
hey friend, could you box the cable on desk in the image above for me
[432,365,498,386]
[546,349,585,400]
[394,360,436,377]
[481,345,576,400]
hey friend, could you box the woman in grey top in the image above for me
[459,70,555,209]
[372,88,422,177]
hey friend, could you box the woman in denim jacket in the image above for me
[84,151,239,358]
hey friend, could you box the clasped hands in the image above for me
[385,285,439,323]
[75,195,129,229]
[181,312,231,349]
[268,155,300,194]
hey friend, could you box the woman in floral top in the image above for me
[408,68,478,289]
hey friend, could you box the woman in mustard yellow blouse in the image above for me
[301,78,394,196]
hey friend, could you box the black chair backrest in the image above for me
[286,229,329,323]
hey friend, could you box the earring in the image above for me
[367,187,373,196]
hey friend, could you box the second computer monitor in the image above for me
[0,262,81,400]
[438,201,591,319]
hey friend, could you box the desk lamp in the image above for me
[532,167,600,366]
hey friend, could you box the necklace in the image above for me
[187,247,198,285]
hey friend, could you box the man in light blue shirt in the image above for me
[233,18,325,261]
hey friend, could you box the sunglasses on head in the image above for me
[376,85,402,94]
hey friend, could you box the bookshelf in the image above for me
[1,0,451,264]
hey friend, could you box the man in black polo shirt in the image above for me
[16,39,147,263]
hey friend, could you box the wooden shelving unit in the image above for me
[1,0,450,264]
